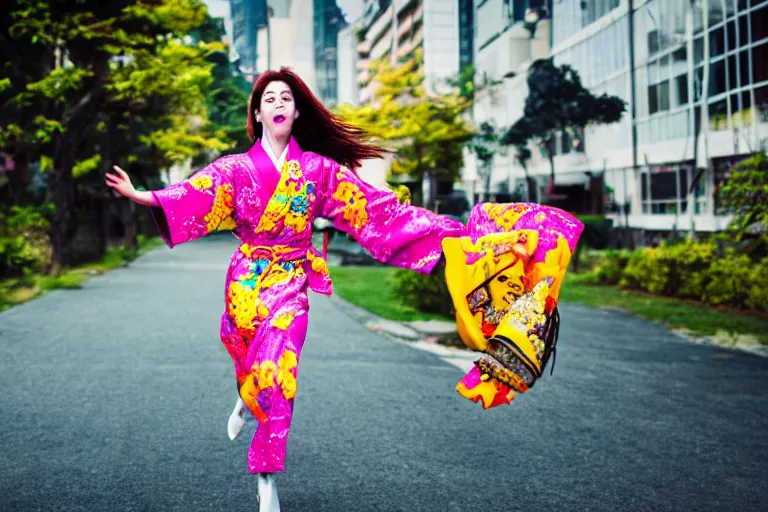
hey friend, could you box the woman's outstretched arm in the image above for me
[105,166,159,207]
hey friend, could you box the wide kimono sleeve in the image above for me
[319,157,465,275]
[150,159,237,248]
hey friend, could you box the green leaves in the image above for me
[502,58,627,172]
[338,49,473,186]
[719,152,768,236]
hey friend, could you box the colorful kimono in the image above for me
[150,137,465,473]
[442,203,583,409]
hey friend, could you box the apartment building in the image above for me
[355,0,465,104]
[467,0,767,234]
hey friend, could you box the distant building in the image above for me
[314,0,348,107]
[230,0,268,79]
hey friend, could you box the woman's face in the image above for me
[256,80,299,140]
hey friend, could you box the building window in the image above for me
[640,163,697,215]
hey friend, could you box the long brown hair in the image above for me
[247,67,388,169]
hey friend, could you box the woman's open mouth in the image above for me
[274,115,286,124]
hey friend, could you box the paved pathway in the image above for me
[1,236,767,511]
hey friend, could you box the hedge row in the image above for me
[581,240,768,312]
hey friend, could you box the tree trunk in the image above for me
[48,133,78,274]
[122,200,138,253]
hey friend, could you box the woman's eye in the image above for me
[497,275,508,283]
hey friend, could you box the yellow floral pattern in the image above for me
[257,360,277,389]
[332,181,369,231]
[271,312,295,330]
[306,249,329,276]
[190,174,213,192]
[256,159,314,236]
[204,183,235,232]
[483,203,531,232]
[227,281,270,332]
[277,350,298,400]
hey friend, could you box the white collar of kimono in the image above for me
[261,136,289,172]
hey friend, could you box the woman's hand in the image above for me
[106,166,137,200]
[105,165,158,207]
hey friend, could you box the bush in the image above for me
[0,206,51,278]
[393,264,454,317]
[657,240,715,299]
[619,240,714,298]
[747,258,768,312]
[594,249,632,285]
[620,247,667,294]
[702,251,752,308]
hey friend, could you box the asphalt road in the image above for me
[1,236,767,512]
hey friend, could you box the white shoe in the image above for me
[227,397,253,441]
[257,473,280,512]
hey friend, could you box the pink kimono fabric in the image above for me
[150,137,465,473]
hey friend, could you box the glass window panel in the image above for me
[710,59,727,95]
[737,0,750,14]
[709,0,725,24]
[695,66,705,100]
[741,90,752,125]
[675,74,689,105]
[710,26,726,57]
[738,14,750,46]
[725,0,737,18]
[659,80,671,111]
[757,85,768,123]
[649,84,660,114]
[673,46,687,63]
[752,4,767,42]
[728,54,738,88]
[727,19,737,50]
[680,166,689,199]
[739,49,751,85]
[641,172,648,200]
[694,36,704,63]
[650,171,678,200]
[660,55,669,78]
[753,42,768,83]
[730,92,741,126]
[709,98,728,130]
[694,2,705,34]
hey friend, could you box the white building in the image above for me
[336,21,360,106]
[257,0,318,94]
[356,0,463,104]
[466,0,768,235]
[465,0,552,202]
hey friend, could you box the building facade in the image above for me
[257,0,317,93]
[230,0,268,79]
[466,0,768,234]
[355,0,466,104]
[314,0,348,107]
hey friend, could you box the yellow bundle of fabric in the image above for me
[442,203,584,409]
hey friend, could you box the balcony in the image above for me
[397,3,423,41]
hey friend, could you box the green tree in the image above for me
[718,151,768,250]
[1,0,224,271]
[337,50,474,207]
[502,59,626,189]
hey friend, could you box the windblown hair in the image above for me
[247,67,388,169]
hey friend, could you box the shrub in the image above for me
[747,257,768,312]
[594,249,632,285]
[620,247,668,294]
[702,251,752,308]
[0,206,51,278]
[393,264,454,317]
[657,240,714,299]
